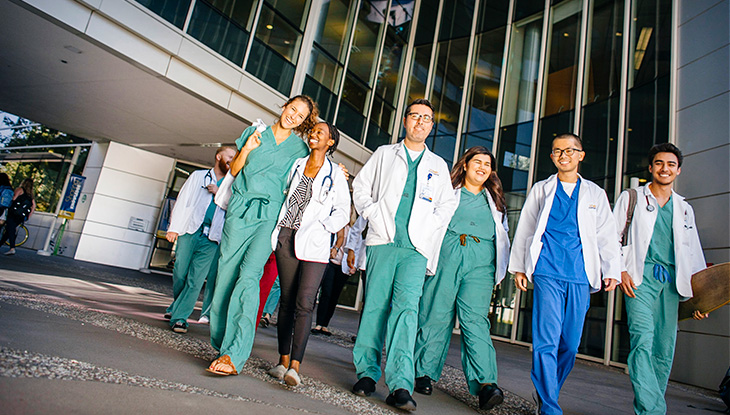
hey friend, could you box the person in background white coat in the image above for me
[350,98,458,411]
[165,146,236,333]
[267,122,350,386]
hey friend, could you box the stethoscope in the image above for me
[318,159,334,202]
[201,170,214,189]
[645,194,655,212]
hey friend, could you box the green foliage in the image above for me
[1,116,89,213]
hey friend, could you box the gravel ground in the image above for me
[0,287,396,415]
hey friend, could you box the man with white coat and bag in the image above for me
[614,143,708,415]
[165,146,237,333]
[350,98,458,411]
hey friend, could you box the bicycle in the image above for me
[1,223,29,247]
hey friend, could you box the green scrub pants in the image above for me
[414,231,498,395]
[200,249,220,319]
[625,263,679,415]
[167,230,219,326]
[209,195,277,370]
[353,243,427,393]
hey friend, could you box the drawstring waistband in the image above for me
[653,263,672,284]
[459,234,480,246]
[242,197,269,219]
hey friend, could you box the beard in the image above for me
[217,157,230,174]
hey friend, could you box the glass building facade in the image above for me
[138,0,674,367]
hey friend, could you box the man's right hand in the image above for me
[619,271,636,298]
[166,231,179,243]
[347,250,356,274]
[514,272,528,292]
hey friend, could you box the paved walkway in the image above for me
[0,248,726,414]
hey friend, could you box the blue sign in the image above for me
[59,174,86,219]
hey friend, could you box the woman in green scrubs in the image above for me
[207,95,318,375]
[413,146,510,410]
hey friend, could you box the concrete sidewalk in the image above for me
[0,248,726,414]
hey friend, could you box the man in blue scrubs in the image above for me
[509,133,621,415]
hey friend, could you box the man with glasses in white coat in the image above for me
[350,98,457,411]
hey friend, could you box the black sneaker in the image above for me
[352,377,376,397]
[385,389,417,411]
[414,376,432,395]
[163,313,171,320]
[478,384,504,410]
[172,322,187,334]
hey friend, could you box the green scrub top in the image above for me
[233,125,309,207]
[393,149,424,249]
[447,188,496,241]
[202,176,224,226]
[645,196,675,269]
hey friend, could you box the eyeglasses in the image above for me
[551,148,583,157]
[406,112,434,124]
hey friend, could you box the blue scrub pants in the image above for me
[353,244,427,393]
[209,195,277,370]
[415,232,498,395]
[532,275,590,415]
[167,231,219,326]
[625,264,679,415]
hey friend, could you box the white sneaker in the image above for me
[268,364,287,380]
[284,368,301,386]
[4,248,16,256]
[198,315,209,324]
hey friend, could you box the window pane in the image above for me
[366,95,395,149]
[501,17,543,126]
[337,75,369,140]
[302,75,338,121]
[307,46,344,92]
[187,0,256,66]
[265,0,308,30]
[542,0,581,117]
[462,27,507,153]
[137,0,191,29]
[373,1,412,104]
[246,40,296,95]
[476,0,509,33]
[404,0,438,103]
[580,97,619,201]
[514,0,545,22]
[497,121,533,195]
[630,0,672,88]
[254,4,303,63]
[347,0,386,85]
[438,0,475,42]
[312,0,356,61]
[585,0,624,104]
[533,110,574,183]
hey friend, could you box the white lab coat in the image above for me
[508,174,621,293]
[452,187,511,285]
[613,184,705,300]
[167,168,226,243]
[344,216,368,271]
[271,156,351,263]
[352,142,458,275]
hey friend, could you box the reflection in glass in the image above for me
[137,0,191,29]
[461,27,507,154]
[308,47,344,92]
[630,0,671,88]
[501,17,543,126]
[313,0,354,61]
[542,0,581,117]
[254,5,304,62]
[347,0,385,86]
[337,75,369,139]
[585,0,624,105]
[246,40,297,94]
[405,0,439,103]
[514,0,545,22]
[581,97,619,200]
[302,75,338,121]
[497,122,533,196]
[187,0,257,66]
[266,0,308,30]
[477,0,509,33]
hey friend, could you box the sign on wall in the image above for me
[58,174,86,219]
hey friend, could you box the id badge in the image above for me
[419,184,433,202]
[202,225,210,236]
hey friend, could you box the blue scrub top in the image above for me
[534,179,588,284]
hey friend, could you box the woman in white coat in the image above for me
[413,146,510,410]
[267,122,351,386]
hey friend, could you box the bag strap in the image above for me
[620,188,638,246]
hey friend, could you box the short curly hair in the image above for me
[281,95,319,138]
[648,142,683,167]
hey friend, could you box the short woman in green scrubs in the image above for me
[208,95,318,375]
[413,146,510,410]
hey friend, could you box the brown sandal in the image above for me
[206,355,238,376]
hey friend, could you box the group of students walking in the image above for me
[163,94,708,415]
